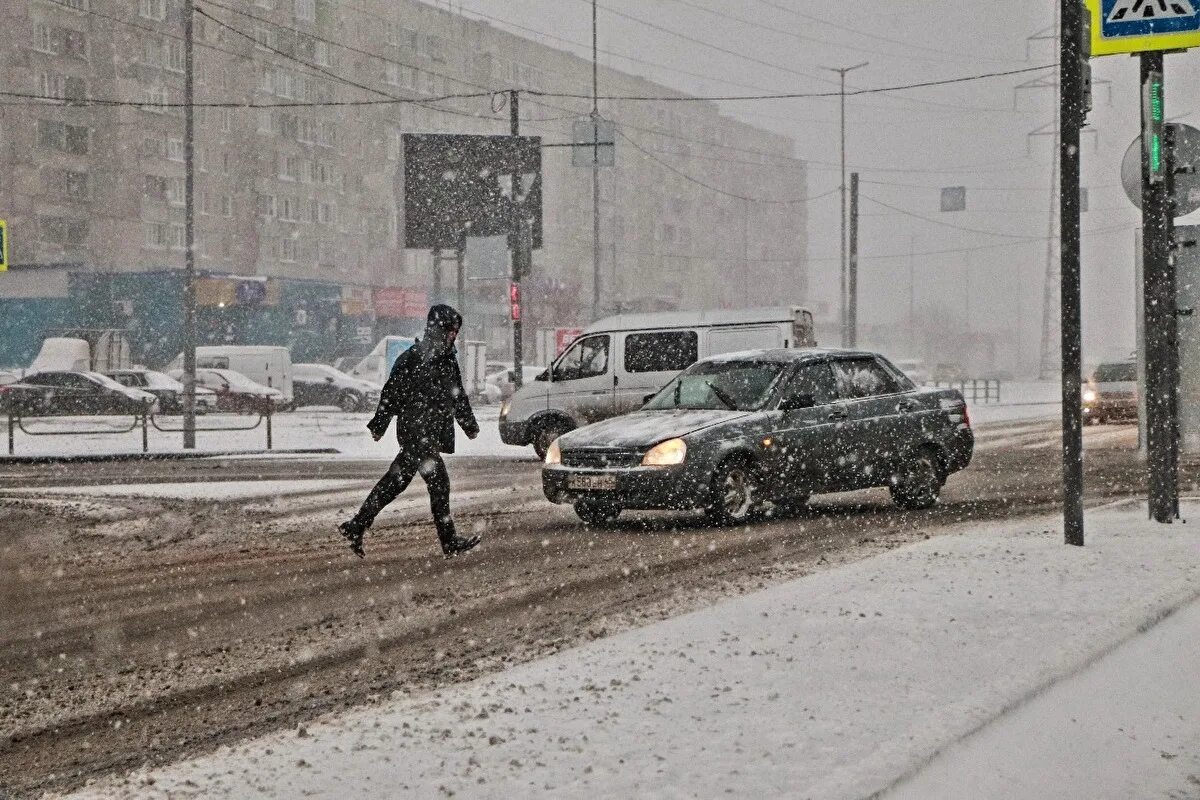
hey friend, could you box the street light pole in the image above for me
[182,0,197,449]
[823,62,868,348]
[591,0,602,320]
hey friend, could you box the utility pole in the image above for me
[510,89,526,389]
[823,62,868,348]
[182,0,197,449]
[908,235,916,357]
[1059,0,1085,546]
[1141,56,1179,523]
[591,0,602,320]
[848,172,859,347]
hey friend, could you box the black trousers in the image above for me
[351,444,455,543]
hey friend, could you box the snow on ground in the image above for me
[70,500,1200,800]
[1,407,536,461]
[0,478,371,501]
[887,597,1200,800]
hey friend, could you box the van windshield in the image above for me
[644,360,786,411]
[1093,362,1136,382]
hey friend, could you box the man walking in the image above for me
[339,304,481,558]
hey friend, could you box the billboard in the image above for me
[403,133,542,250]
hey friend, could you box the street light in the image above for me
[822,61,868,348]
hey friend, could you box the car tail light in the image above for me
[962,403,971,428]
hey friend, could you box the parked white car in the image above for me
[168,368,283,412]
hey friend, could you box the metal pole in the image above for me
[182,0,197,449]
[1142,53,1176,523]
[822,62,867,347]
[908,235,916,356]
[848,172,859,348]
[591,0,601,320]
[511,89,524,390]
[432,249,442,304]
[456,235,466,321]
[742,198,749,306]
[1060,0,1084,546]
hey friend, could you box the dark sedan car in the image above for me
[0,371,157,416]
[543,349,974,526]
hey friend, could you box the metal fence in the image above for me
[6,405,274,456]
[926,379,1002,404]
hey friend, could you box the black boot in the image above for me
[437,519,480,557]
[339,521,365,558]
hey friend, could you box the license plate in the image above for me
[567,473,617,491]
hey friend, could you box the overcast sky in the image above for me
[447,0,1200,368]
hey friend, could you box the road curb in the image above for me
[0,448,339,465]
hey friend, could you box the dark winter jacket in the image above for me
[367,339,479,453]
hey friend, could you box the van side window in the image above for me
[624,331,698,374]
[553,335,610,381]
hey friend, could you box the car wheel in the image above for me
[574,501,622,526]
[338,391,361,413]
[706,458,761,526]
[533,421,572,461]
[890,450,941,510]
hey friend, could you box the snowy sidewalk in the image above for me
[71,501,1200,800]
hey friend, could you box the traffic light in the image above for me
[509,281,521,321]
[1145,69,1165,184]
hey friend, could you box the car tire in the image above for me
[533,421,572,461]
[890,450,941,510]
[574,501,622,526]
[338,391,361,413]
[706,458,761,526]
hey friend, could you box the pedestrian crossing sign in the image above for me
[1085,0,1200,56]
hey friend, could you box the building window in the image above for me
[167,137,184,161]
[254,0,273,7]
[253,25,275,50]
[199,191,211,215]
[63,170,90,200]
[166,177,185,206]
[166,39,184,72]
[257,109,273,135]
[61,0,90,9]
[65,123,89,153]
[294,0,316,22]
[143,85,168,113]
[141,35,163,66]
[64,76,87,102]
[384,63,401,87]
[386,127,401,161]
[144,221,182,249]
[279,236,299,262]
[41,216,89,246]
[257,193,277,218]
[37,120,89,154]
[139,0,166,22]
[221,195,233,217]
[222,152,233,174]
[33,23,55,53]
[39,72,65,100]
[317,201,336,225]
[313,40,331,66]
[144,174,167,200]
[280,196,302,221]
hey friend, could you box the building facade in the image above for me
[0,0,808,368]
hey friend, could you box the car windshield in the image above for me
[644,359,786,411]
[1093,362,1136,382]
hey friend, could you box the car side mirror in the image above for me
[643,392,658,404]
[325,376,335,383]
[780,393,816,411]
[535,370,548,382]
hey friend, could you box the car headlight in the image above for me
[1082,389,1097,403]
[545,438,562,465]
[642,438,687,466]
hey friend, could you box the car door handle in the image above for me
[896,399,918,412]
[827,407,848,421]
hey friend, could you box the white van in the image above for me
[500,306,816,458]
[349,336,488,397]
[167,345,293,405]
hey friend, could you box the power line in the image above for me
[859,194,1044,240]
[804,223,1134,263]
[528,64,1055,102]
[751,0,1018,64]
[617,130,831,204]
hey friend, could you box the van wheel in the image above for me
[574,501,622,526]
[533,422,571,461]
[338,391,361,413]
[706,458,761,526]
[890,450,941,510]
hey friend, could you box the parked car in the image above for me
[891,358,930,386]
[0,371,158,416]
[542,348,974,526]
[167,367,282,412]
[486,365,545,405]
[106,368,217,414]
[502,305,817,459]
[0,370,21,386]
[292,363,381,412]
[1083,360,1137,423]
[167,346,293,407]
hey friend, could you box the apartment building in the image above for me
[0,0,808,367]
